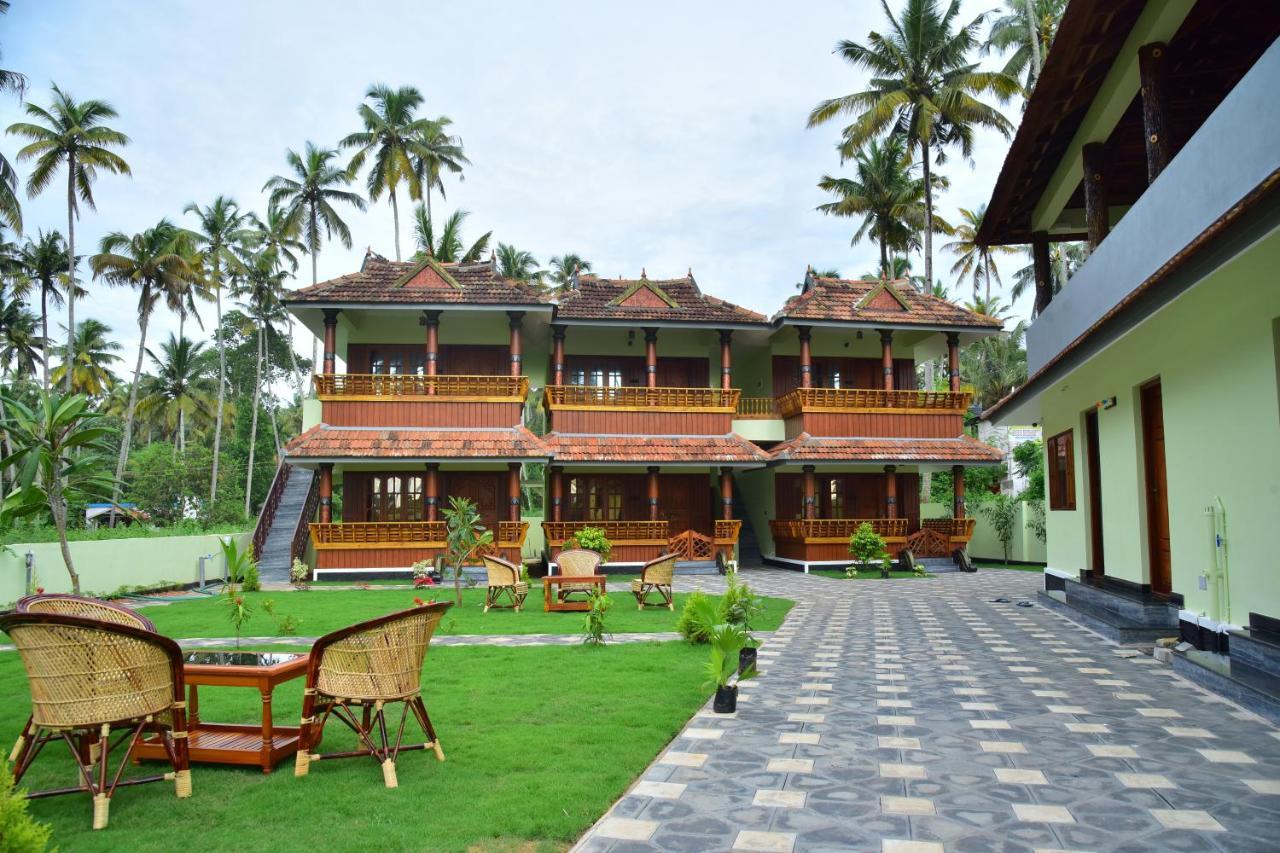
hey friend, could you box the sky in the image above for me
[2,0,1030,371]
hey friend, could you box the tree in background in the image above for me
[1013,438,1043,499]
[547,253,591,291]
[413,116,470,224]
[50,318,121,398]
[137,334,216,454]
[0,291,44,495]
[412,207,490,263]
[13,230,81,389]
[1010,240,1088,314]
[496,243,542,286]
[944,203,1019,301]
[442,495,492,607]
[232,248,288,517]
[983,0,1066,93]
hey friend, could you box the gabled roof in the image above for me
[554,271,767,326]
[542,433,767,467]
[283,251,553,308]
[774,273,1001,329]
[284,425,550,461]
[768,434,1004,465]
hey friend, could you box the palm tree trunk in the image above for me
[40,287,50,390]
[244,324,264,518]
[48,473,81,595]
[390,188,401,261]
[1025,0,1042,85]
[0,389,10,496]
[425,184,432,226]
[921,142,934,292]
[112,296,151,523]
[309,203,320,371]
[210,266,226,516]
[284,320,305,402]
[263,340,283,460]
[64,155,76,394]
[879,237,889,278]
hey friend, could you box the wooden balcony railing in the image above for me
[921,517,977,538]
[544,385,740,412]
[542,520,670,543]
[776,388,971,417]
[310,520,528,548]
[714,519,742,543]
[770,518,910,541]
[314,373,529,401]
[735,397,779,419]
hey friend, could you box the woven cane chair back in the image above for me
[557,549,602,577]
[641,554,677,585]
[314,603,451,702]
[18,593,156,632]
[481,554,519,586]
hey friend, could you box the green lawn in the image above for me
[1,642,712,852]
[810,569,934,580]
[138,587,793,639]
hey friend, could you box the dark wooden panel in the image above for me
[550,409,732,435]
[787,412,963,438]
[773,356,916,395]
[346,343,507,376]
[323,400,523,428]
[316,545,521,570]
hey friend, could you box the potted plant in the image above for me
[289,558,311,589]
[849,522,886,577]
[571,526,613,564]
[705,623,754,713]
[880,553,893,579]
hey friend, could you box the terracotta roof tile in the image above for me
[774,276,1001,329]
[543,432,767,466]
[284,252,552,307]
[768,433,1004,464]
[285,425,550,460]
[555,274,766,325]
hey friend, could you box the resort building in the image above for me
[979,1,1280,709]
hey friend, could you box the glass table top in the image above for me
[182,651,304,667]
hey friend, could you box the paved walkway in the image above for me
[576,569,1280,853]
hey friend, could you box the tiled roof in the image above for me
[767,434,1004,464]
[284,251,552,307]
[285,425,550,460]
[774,275,1001,328]
[555,273,767,325]
[543,433,768,466]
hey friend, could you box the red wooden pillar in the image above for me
[508,311,524,378]
[797,325,813,389]
[1082,142,1109,248]
[952,465,966,519]
[507,463,521,523]
[550,466,564,522]
[647,466,660,521]
[644,328,658,389]
[423,310,441,395]
[424,463,439,522]
[884,465,897,519]
[1139,42,1172,184]
[718,330,733,391]
[719,467,734,521]
[318,463,333,524]
[321,309,339,376]
[879,330,894,391]
[551,324,566,386]
[802,465,817,520]
[946,332,961,393]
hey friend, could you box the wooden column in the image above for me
[551,324,566,386]
[952,465,966,520]
[1139,42,1172,184]
[719,467,734,521]
[1082,142,1109,248]
[643,328,658,389]
[647,466,660,521]
[507,311,524,378]
[718,330,733,391]
[946,332,961,393]
[321,309,340,376]
[797,326,813,389]
[550,466,564,522]
[879,330,894,390]
[1031,231,1053,316]
[507,463,521,523]
[318,463,333,524]
[884,465,897,520]
[424,463,439,522]
[423,310,441,395]
[802,465,817,520]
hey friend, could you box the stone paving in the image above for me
[575,569,1280,853]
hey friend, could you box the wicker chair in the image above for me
[631,553,678,610]
[16,593,157,631]
[555,548,602,602]
[294,602,452,788]
[0,612,191,830]
[480,554,529,612]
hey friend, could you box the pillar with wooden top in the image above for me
[551,324,566,386]
[507,311,524,378]
[321,309,340,376]
[719,467,734,521]
[643,328,658,389]
[318,463,333,524]
[647,467,660,521]
[424,463,439,522]
[550,466,564,522]
[1082,142,1109,248]
[797,325,813,389]
[952,465,966,519]
[1139,42,1172,184]
[1031,232,1052,316]
[879,330,894,390]
[802,465,817,520]
[718,330,733,391]
[507,463,521,523]
[423,310,441,394]
[884,465,897,520]
[946,332,961,393]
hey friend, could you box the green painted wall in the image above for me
[1038,229,1280,623]
[921,501,1046,564]
[733,467,777,555]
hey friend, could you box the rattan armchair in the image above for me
[480,554,529,612]
[16,593,157,631]
[294,602,452,788]
[0,612,191,830]
[631,553,678,610]
[555,548,602,602]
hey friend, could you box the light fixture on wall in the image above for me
[1098,397,1117,410]
[627,330,635,346]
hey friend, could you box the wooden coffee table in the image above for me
[542,575,607,612]
[132,650,309,774]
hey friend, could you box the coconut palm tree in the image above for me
[807,0,1017,294]
[8,85,131,391]
[247,200,305,272]
[137,333,216,454]
[496,243,543,286]
[412,116,470,224]
[412,206,490,263]
[0,0,25,233]
[13,230,84,388]
[50,317,121,397]
[944,204,1020,301]
[0,293,45,494]
[983,0,1066,93]
[90,219,194,511]
[1009,240,1088,313]
[546,253,592,291]
[961,319,1027,409]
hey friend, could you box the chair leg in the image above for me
[8,715,32,764]
[410,696,445,761]
[295,688,318,777]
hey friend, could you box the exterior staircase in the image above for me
[732,496,764,567]
[254,464,317,583]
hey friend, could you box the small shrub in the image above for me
[880,553,893,578]
[222,592,252,649]
[582,590,612,646]
[571,526,613,563]
[220,536,259,589]
[676,592,721,643]
[704,623,752,689]
[411,559,433,583]
[980,494,1019,564]
[289,558,311,587]
[844,563,859,579]
[848,522,886,568]
[1026,499,1046,544]
[277,614,301,636]
[0,762,52,852]
[239,562,261,592]
[720,572,763,630]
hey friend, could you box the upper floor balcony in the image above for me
[314,372,529,428]
[774,387,970,439]
[543,384,739,435]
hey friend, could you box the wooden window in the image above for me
[1047,429,1076,510]
[826,478,844,518]
[367,474,425,521]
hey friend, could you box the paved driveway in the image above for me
[575,569,1280,853]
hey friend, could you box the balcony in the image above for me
[313,373,529,428]
[309,520,529,571]
[544,385,740,435]
[776,388,970,416]
[769,517,975,564]
[758,388,971,439]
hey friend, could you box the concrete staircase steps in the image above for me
[256,465,316,582]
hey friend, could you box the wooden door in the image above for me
[444,473,502,533]
[660,474,712,536]
[1085,409,1105,575]
[1140,382,1171,594]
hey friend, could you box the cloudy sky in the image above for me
[2,0,1029,368]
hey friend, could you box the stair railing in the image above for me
[251,463,292,562]
[289,470,320,565]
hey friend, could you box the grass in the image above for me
[1,642,712,852]
[138,587,793,639]
[810,569,933,580]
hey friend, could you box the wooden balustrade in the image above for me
[735,397,779,419]
[313,373,528,400]
[544,385,740,411]
[776,388,971,417]
[714,519,742,543]
[310,520,528,549]
[921,517,977,538]
[542,520,670,543]
[769,518,910,541]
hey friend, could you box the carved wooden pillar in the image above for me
[318,463,333,524]
[879,330,894,391]
[797,326,813,389]
[719,467,734,521]
[1082,142,1109,248]
[647,466,660,521]
[321,308,340,376]
[424,463,439,522]
[1031,232,1053,316]
[952,465,966,519]
[1139,42,1172,184]
[802,465,817,520]
[884,465,897,520]
[551,324,566,386]
[423,309,441,395]
[550,466,564,522]
[644,328,658,389]
[507,311,524,378]
[946,332,961,393]
[719,330,733,391]
[507,463,521,523]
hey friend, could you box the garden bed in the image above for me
[809,569,935,580]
